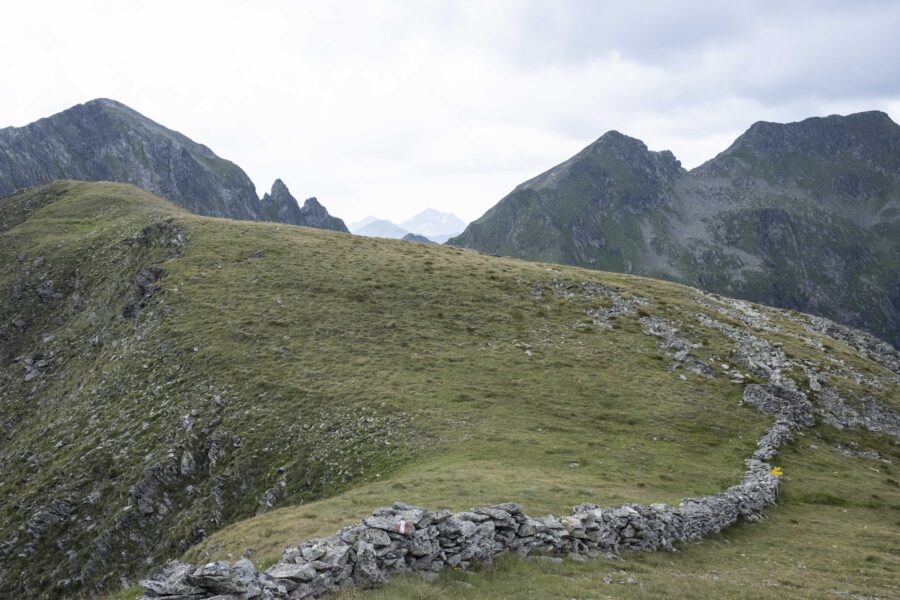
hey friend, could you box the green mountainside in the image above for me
[449,111,900,348]
[1,183,898,599]
[0,100,348,232]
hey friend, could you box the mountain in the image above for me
[401,232,436,243]
[399,207,466,238]
[2,182,899,599]
[354,218,409,239]
[0,98,348,232]
[449,111,900,348]
[349,215,383,231]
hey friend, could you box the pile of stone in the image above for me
[126,219,189,252]
[540,279,648,326]
[743,384,815,428]
[639,315,715,377]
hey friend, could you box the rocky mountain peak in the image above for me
[583,130,683,175]
[302,197,324,210]
[706,110,900,174]
[518,129,683,195]
[583,130,651,159]
[259,182,348,232]
[592,129,637,146]
[269,178,291,198]
[299,196,349,232]
[85,97,125,107]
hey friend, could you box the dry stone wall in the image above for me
[138,399,795,600]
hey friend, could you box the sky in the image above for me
[2,1,900,225]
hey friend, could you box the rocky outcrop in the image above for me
[260,180,348,232]
[0,99,348,232]
[449,111,900,348]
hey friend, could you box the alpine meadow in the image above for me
[2,3,900,600]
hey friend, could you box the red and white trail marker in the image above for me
[393,520,413,535]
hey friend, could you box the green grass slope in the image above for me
[0,182,897,600]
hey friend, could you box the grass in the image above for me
[0,182,897,600]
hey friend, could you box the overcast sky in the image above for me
[2,1,900,225]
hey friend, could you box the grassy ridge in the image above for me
[0,182,897,600]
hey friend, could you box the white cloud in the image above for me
[1,0,898,224]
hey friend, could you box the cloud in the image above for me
[1,1,898,223]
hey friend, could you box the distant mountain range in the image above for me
[0,98,348,232]
[450,111,900,347]
[351,208,466,242]
[400,208,467,238]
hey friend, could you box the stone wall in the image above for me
[137,385,799,600]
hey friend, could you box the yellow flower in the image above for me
[770,466,783,477]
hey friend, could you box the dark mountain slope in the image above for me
[455,131,685,268]
[450,111,900,347]
[0,99,348,232]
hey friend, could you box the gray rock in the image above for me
[266,563,315,582]
[188,561,261,596]
[358,527,391,547]
[139,560,204,597]
[743,384,814,427]
[449,112,900,348]
[352,541,384,588]
[135,305,857,600]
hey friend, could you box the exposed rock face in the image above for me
[259,179,348,232]
[0,99,348,232]
[450,111,900,347]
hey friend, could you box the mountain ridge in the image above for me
[0,99,349,232]
[449,110,900,347]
